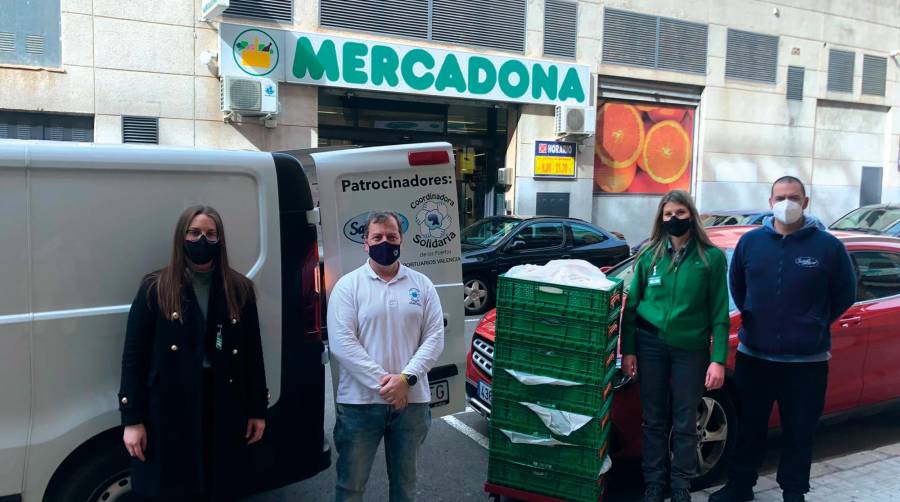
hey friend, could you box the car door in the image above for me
[567,222,621,267]
[498,221,567,272]
[852,250,900,405]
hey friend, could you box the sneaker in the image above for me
[671,488,692,502]
[643,483,666,502]
[783,492,805,502]
[709,483,755,502]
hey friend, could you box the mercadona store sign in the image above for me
[219,24,591,107]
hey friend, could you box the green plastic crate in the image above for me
[488,425,609,480]
[490,394,613,449]
[495,307,621,352]
[493,336,619,385]
[491,363,616,419]
[487,455,608,502]
[497,275,623,322]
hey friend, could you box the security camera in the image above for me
[891,50,900,58]
[199,50,218,66]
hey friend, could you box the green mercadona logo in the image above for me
[233,28,279,77]
[291,36,586,104]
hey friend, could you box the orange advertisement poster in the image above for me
[593,101,695,194]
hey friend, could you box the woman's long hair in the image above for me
[635,190,716,272]
[149,205,253,321]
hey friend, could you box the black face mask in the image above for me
[368,241,401,267]
[663,216,692,237]
[184,236,220,265]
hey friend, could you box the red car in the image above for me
[466,226,900,488]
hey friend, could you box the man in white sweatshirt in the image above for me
[327,210,445,502]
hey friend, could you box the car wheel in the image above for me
[689,389,738,490]
[464,275,491,315]
[45,442,139,502]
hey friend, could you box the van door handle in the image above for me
[839,316,861,328]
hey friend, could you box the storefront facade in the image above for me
[1,0,898,243]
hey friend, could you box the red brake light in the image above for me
[408,150,450,166]
[301,242,322,341]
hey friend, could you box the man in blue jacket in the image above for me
[710,176,856,502]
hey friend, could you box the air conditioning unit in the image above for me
[220,76,279,116]
[555,105,596,136]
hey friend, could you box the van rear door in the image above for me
[314,142,465,417]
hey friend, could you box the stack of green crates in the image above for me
[487,274,623,502]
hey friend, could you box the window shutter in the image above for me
[0,111,93,141]
[862,54,887,97]
[786,66,804,100]
[0,0,61,67]
[827,49,854,93]
[657,18,707,74]
[602,8,657,68]
[320,0,428,39]
[432,0,526,53]
[725,29,778,83]
[543,0,577,58]
[122,116,159,144]
[224,0,293,23]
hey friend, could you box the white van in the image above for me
[0,140,464,501]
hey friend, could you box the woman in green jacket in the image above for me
[621,190,730,502]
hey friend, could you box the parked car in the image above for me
[630,210,771,255]
[466,225,900,488]
[461,216,629,315]
[830,203,900,237]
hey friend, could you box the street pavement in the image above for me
[248,316,900,501]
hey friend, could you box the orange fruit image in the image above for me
[595,156,637,193]
[668,173,692,192]
[628,170,670,193]
[646,107,686,123]
[640,120,691,184]
[597,103,645,169]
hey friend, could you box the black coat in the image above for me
[118,272,268,500]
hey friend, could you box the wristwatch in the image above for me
[402,373,418,387]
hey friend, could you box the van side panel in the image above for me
[0,156,30,497]
[15,143,283,501]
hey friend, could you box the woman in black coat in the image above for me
[119,205,268,501]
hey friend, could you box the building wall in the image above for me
[2,0,899,245]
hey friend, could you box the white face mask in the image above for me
[772,199,803,225]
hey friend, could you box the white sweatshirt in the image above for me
[327,261,445,404]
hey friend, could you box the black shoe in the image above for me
[643,483,666,502]
[709,483,754,502]
[783,492,805,502]
[671,488,692,502]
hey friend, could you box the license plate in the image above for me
[477,381,492,405]
[429,379,450,408]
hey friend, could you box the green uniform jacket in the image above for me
[621,238,730,364]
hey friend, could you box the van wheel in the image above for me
[686,389,738,490]
[464,275,491,315]
[45,444,138,502]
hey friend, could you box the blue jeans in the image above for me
[333,403,431,502]
[636,328,709,490]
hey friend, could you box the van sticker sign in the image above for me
[342,212,409,244]
[221,24,589,106]
[341,173,454,193]
[413,198,456,248]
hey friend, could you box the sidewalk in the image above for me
[692,442,900,501]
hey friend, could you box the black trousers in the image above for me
[728,351,828,494]
[636,328,709,489]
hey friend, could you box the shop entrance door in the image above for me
[317,91,510,228]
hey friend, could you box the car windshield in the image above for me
[461,218,521,247]
[830,207,900,234]
[608,247,738,313]
[703,214,759,227]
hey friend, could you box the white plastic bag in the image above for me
[499,428,575,447]
[505,368,583,387]
[520,401,594,437]
[505,259,616,291]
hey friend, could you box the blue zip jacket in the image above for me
[729,216,856,357]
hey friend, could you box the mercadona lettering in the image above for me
[292,36,585,104]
